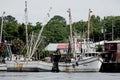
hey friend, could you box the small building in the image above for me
[45,43,81,54]
[100,40,120,72]
[103,40,120,62]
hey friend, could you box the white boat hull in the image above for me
[6,56,102,72]
[59,57,103,72]
[6,61,40,72]
[38,61,53,72]
[0,64,7,71]
[6,61,52,72]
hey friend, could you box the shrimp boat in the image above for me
[0,12,7,71]
[6,57,53,72]
[58,39,103,72]
[56,9,103,72]
[59,57,103,72]
[5,1,53,72]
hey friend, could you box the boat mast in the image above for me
[87,9,92,52]
[29,7,52,59]
[0,12,5,43]
[67,8,74,57]
[25,1,29,56]
[29,24,44,59]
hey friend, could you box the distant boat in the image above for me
[5,1,52,72]
[54,40,102,72]
[0,12,7,71]
[58,56,103,72]
[53,9,103,72]
[6,56,53,72]
[0,63,6,71]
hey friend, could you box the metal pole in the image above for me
[67,8,74,57]
[0,12,5,43]
[103,21,106,52]
[25,1,29,56]
[112,19,114,41]
[87,9,92,52]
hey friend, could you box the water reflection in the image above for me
[0,72,120,80]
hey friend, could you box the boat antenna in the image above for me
[29,7,52,59]
[67,8,75,57]
[25,1,29,56]
[87,9,92,52]
[0,12,5,43]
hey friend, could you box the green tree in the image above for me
[3,15,18,41]
[113,16,120,40]
[90,15,102,42]
[72,20,87,37]
[43,15,68,44]
[11,39,25,55]
[18,23,26,42]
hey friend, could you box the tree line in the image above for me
[0,15,120,56]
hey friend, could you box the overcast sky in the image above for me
[0,0,120,25]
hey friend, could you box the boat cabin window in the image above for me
[85,53,98,57]
[85,54,88,57]
[89,54,91,56]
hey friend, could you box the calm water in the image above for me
[0,72,120,80]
